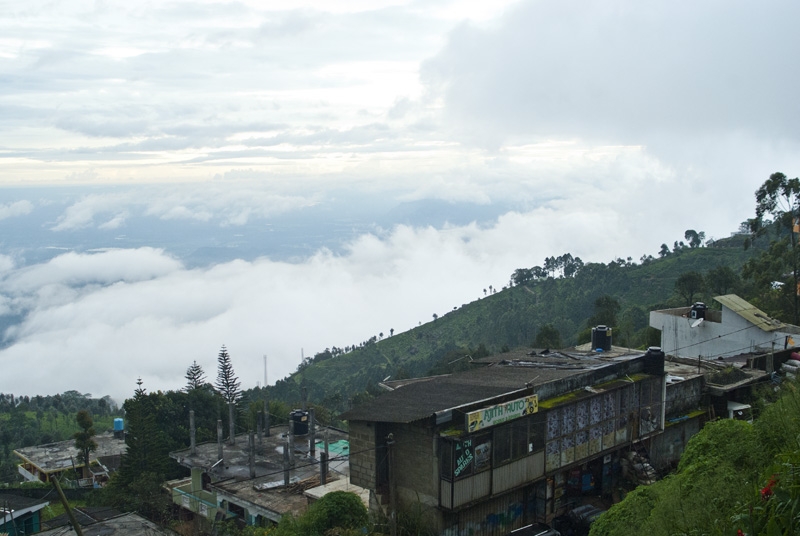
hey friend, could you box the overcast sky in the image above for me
[2,0,800,402]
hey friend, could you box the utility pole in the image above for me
[190,410,196,455]
[52,477,84,536]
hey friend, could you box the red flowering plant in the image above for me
[732,457,800,536]
[759,475,778,501]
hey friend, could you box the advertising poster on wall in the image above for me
[466,395,538,432]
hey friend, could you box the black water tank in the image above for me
[644,346,665,376]
[592,325,612,352]
[690,302,707,319]
[291,410,309,435]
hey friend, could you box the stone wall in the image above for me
[665,376,703,416]
[349,421,377,489]
[393,421,438,506]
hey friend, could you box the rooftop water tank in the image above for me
[113,418,124,439]
[690,302,707,319]
[290,410,309,436]
[592,325,612,352]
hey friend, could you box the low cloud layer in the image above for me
[2,0,800,402]
[0,193,696,402]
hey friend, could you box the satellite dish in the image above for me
[691,318,704,328]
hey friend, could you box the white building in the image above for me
[649,294,800,359]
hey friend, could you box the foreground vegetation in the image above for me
[591,381,800,536]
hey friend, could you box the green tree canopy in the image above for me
[184,360,206,391]
[705,265,740,296]
[73,409,97,478]
[674,271,705,305]
[684,229,705,248]
[745,171,800,323]
[534,324,562,349]
[588,295,621,327]
[216,345,241,404]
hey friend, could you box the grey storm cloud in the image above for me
[421,0,800,147]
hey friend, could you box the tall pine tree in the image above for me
[184,360,206,391]
[215,346,241,403]
[116,378,171,484]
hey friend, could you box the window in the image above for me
[440,439,453,480]
[441,435,492,480]
[512,418,529,458]
[494,424,512,465]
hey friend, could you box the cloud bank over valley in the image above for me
[2,0,800,400]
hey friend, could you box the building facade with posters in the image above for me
[342,346,670,536]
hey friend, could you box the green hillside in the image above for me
[264,235,757,414]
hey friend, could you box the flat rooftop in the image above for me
[211,443,356,519]
[343,346,647,423]
[14,432,126,473]
[171,424,349,483]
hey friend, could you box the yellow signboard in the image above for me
[466,395,538,432]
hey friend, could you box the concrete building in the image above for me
[341,346,695,536]
[649,294,800,360]
[0,493,49,535]
[167,420,366,531]
[37,512,175,536]
[14,432,126,487]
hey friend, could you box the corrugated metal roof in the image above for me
[340,347,627,424]
[714,294,787,332]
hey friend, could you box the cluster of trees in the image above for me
[511,253,585,285]
[672,264,741,305]
[0,391,116,415]
[742,172,800,324]
[658,229,707,257]
[0,391,121,482]
[512,231,712,289]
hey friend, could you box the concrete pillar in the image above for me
[289,420,295,467]
[264,400,271,437]
[249,431,256,479]
[283,438,290,486]
[217,419,224,461]
[190,410,196,455]
[309,408,316,458]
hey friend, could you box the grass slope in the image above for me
[265,240,754,412]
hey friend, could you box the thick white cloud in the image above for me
[0,195,685,401]
[1,0,799,402]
